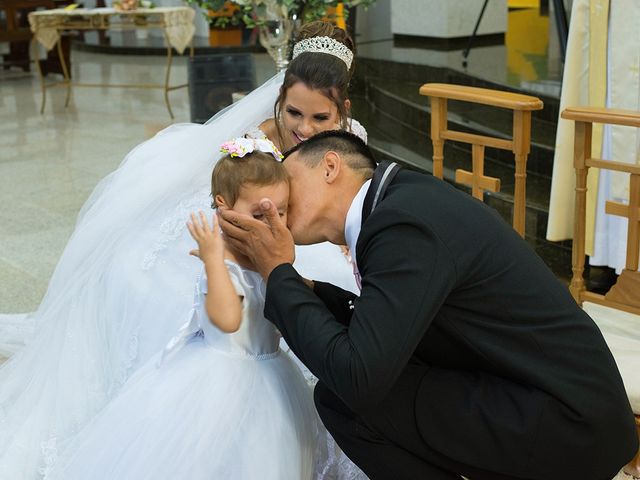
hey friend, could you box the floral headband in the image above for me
[219,137,283,162]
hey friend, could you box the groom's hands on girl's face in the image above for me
[218,199,295,280]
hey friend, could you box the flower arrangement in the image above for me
[199,1,249,28]
[113,0,154,11]
[249,0,377,24]
[184,0,377,28]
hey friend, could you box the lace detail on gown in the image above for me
[318,434,369,480]
[39,437,58,477]
[141,188,211,271]
[245,126,267,140]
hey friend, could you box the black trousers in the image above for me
[314,364,531,480]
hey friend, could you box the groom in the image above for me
[219,130,637,480]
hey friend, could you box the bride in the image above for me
[0,21,366,479]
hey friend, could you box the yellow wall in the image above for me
[508,0,540,7]
[505,7,549,81]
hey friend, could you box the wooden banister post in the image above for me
[625,174,640,272]
[512,110,532,237]
[430,96,447,179]
[569,120,591,303]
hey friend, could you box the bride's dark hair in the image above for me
[274,21,355,147]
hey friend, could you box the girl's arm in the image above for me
[202,255,242,333]
[187,211,242,333]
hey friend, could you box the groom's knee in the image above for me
[314,382,351,422]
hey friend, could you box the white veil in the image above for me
[0,73,283,350]
[0,72,286,478]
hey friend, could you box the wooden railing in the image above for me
[562,106,640,316]
[419,83,543,237]
[562,105,640,476]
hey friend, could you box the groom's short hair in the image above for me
[283,130,377,175]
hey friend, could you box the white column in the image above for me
[390,0,507,38]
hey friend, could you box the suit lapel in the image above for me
[361,160,401,227]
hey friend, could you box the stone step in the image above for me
[353,56,561,124]
[362,76,557,179]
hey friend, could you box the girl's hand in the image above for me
[187,211,224,264]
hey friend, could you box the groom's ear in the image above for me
[322,151,341,184]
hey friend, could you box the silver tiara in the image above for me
[292,36,353,69]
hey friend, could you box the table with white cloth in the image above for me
[28,6,195,118]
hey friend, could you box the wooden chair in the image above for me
[563,106,640,477]
[419,83,543,237]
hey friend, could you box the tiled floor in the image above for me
[0,49,273,313]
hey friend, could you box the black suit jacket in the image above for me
[264,169,637,477]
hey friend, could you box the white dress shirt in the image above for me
[344,179,371,288]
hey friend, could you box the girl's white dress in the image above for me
[0,73,366,479]
[43,261,319,480]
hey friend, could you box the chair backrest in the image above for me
[562,106,640,316]
[419,83,543,237]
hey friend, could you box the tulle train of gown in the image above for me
[42,262,319,480]
[0,314,31,358]
[0,71,358,479]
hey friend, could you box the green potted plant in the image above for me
[183,0,251,46]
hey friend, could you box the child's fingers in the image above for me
[186,220,197,240]
[211,213,220,233]
[189,249,201,258]
[190,212,203,236]
[198,210,211,232]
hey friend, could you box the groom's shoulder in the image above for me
[377,167,481,223]
[389,168,458,201]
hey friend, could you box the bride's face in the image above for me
[281,82,342,147]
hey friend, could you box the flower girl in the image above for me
[43,138,319,480]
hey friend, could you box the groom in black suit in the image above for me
[219,130,637,480]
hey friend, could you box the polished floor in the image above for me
[0,49,272,313]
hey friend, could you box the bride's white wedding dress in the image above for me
[0,72,366,479]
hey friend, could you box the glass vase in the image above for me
[252,1,294,73]
[258,17,294,73]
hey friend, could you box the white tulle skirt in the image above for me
[42,340,319,480]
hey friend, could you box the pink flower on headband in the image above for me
[220,137,283,162]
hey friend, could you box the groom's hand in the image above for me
[218,198,295,280]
